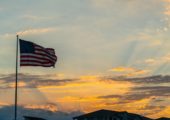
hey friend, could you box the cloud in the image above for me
[21,14,53,21]
[122,86,170,102]
[163,0,170,15]
[0,105,83,120]
[97,95,122,100]
[144,59,157,65]
[89,0,116,9]
[107,75,170,84]
[17,28,56,36]
[109,66,150,77]
[144,54,170,66]
[93,81,170,118]
[24,103,58,112]
[98,75,170,117]
[126,70,150,77]
[80,75,100,81]
[164,0,170,2]
[100,75,170,107]
[110,67,135,72]
[1,73,170,118]
[0,73,77,89]
[154,106,170,118]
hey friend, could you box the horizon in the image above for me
[0,0,170,119]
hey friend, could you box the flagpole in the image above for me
[15,35,19,120]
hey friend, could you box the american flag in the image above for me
[19,39,57,67]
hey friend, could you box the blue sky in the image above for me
[0,0,170,77]
[1,0,170,118]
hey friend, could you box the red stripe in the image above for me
[20,62,53,66]
[20,60,53,64]
[20,64,53,67]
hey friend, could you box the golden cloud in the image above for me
[152,106,170,118]
[109,67,150,77]
[80,75,100,81]
[110,67,135,72]
[126,70,150,77]
[9,81,27,88]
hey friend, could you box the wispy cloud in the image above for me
[144,54,170,68]
[1,73,170,118]
[163,0,170,15]
[107,75,170,84]
[17,28,56,36]
[21,14,53,21]
[110,67,135,72]
[109,66,150,77]
[0,73,77,89]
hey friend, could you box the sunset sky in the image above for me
[0,0,170,119]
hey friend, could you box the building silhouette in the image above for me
[73,109,152,120]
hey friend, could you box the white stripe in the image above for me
[20,57,47,62]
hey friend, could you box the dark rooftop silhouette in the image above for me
[73,109,152,120]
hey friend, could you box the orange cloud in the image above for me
[152,106,170,118]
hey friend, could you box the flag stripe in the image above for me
[21,53,56,63]
[20,56,55,63]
